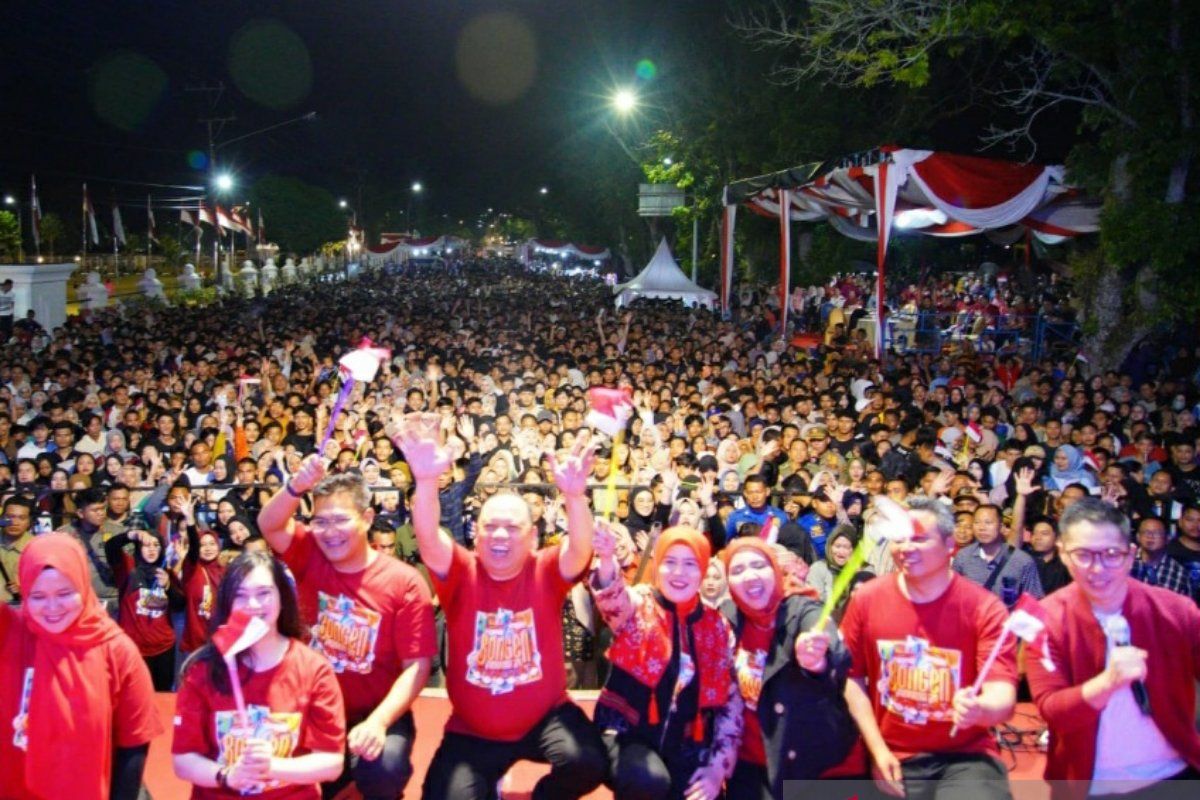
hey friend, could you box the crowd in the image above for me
[0,257,1199,800]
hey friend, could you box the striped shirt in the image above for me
[1130,553,1193,598]
[952,542,1045,607]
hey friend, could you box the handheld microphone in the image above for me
[1102,615,1151,716]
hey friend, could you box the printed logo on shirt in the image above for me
[734,647,767,711]
[876,636,962,725]
[466,607,543,695]
[136,585,169,618]
[11,668,32,751]
[312,592,381,674]
[197,583,214,619]
[215,706,301,794]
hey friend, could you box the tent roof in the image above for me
[616,239,716,306]
[723,146,1099,244]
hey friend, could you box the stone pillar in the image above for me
[0,262,77,332]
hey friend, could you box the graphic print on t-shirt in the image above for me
[215,705,301,794]
[312,591,381,674]
[466,607,543,695]
[136,585,169,618]
[11,668,32,751]
[876,635,962,725]
[734,648,767,711]
[198,582,214,619]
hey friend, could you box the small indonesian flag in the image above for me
[338,338,391,382]
[237,374,261,403]
[1082,451,1100,473]
[1006,594,1056,672]
[965,422,983,443]
[870,495,917,543]
[212,609,269,661]
[758,515,778,545]
[586,386,633,437]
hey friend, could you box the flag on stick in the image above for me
[147,195,158,243]
[112,202,127,246]
[83,184,99,246]
[212,608,270,727]
[586,386,633,438]
[29,176,41,253]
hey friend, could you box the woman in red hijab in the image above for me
[0,533,162,800]
[721,537,858,799]
[179,526,226,655]
[590,523,742,800]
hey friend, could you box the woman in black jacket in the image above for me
[722,537,859,799]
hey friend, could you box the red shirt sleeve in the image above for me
[430,543,470,610]
[393,569,437,661]
[300,658,346,755]
[108,636,165,747]
[535,545,573,601]
[171,665,212,756]
[839,588,868,681]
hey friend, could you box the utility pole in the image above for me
[186,83,234,284]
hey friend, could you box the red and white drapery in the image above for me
[721,146,1099,356]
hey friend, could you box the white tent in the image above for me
[615,238,717,309]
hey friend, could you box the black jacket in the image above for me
[733,594,859,793]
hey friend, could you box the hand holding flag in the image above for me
[317,339,391,452]
[212,608,270,727]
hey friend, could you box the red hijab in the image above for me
[721,537,786,628]
[5,533,125,800]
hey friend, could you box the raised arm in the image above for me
[547,433,596,581]
[256,454,325,556]
[395,413,455,579]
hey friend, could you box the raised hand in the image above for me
[1014,467,1039,497]
[288,454,327,495]
[546,431,596,499]
[394,413,452,481]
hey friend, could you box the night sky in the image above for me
[1,0,702,224]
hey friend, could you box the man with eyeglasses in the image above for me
[1026,499,1200,795]
[1130,517,1193,599]
[259,461,436,800]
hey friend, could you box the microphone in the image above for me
[1102,615,1151,716]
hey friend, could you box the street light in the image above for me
[539,187,549,195]
[411,182,423,194]
[4,195,23,262]
[612,88,638,114]
[215,173,234,192]
[408,182,423,233]
[338,199,348,209]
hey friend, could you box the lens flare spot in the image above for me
[228,19,312,109]
[187,150,209,171]
[455,12,537,106]
[88,51,168,132]
[635,59,657,81]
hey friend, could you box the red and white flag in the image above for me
[339,338,391,382]
[230,206,253,236]
[212,608,270,660]
[757,515,779,545]
[147,195,158,243]
[1082,451,1101,473]
[215,204,236,232]
[82,184,100,245]
[1006,594,1055,672]
[112,202,126,246]
[965,421,984,443]
[29,176,41,251]
[586,386,633,437]
[257,208,265,244]
[198,200,216,227]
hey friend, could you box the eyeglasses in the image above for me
[310,515,358,531]
[1063,546,1131,569]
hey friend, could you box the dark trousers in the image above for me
[727,760,773,800]
[322,712,415,800]
[144,649,175,692]
[602,730,710,800]
[899,752,1010,800]
[422,701,606,800]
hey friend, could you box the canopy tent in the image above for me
[719,146,1100,356]
[615,238,717,309]
[363,234,469,266]
[521,239,612,264]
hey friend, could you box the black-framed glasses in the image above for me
[1063,546,1132,569]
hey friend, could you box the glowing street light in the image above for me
[539,187,549,195]
[411,181,423,194]
[3,196,14,206]
[214,173,234,192]
[663,157,673,166]
[612,88,638,114]
[339,199,348,209]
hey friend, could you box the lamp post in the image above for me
[4,195,23,263]
[408,182,423,234]
[213,173,234,285]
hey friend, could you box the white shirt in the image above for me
[1090,610,1185,794]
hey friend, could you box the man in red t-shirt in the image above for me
[259,461,435,800]
[841,497,1017,800]
[398,412,607,800]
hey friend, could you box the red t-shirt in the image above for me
[839,573,1015,760]
[173,640,346,799]
[0,628,163,799]
[433,543,573,741]
[734,620,773,766]
[280,523,436,721]
[115,556,176,657]
[181,560,225,653]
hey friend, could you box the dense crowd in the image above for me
[1,258,1199,800]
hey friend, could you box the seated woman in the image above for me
[172,550,345,797]
[0,533,162,800]
[722,537,859,798]
[590,523,742,800]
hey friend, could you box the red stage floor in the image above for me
[145,692,1048,799]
